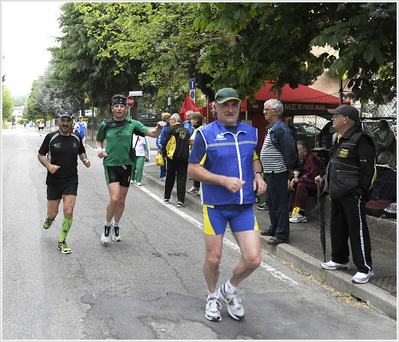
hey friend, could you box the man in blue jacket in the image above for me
[188,88,266,323]
[260,99,302,245]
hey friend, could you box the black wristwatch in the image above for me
[254,171,264,177]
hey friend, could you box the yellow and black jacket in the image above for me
[162,122,190,161]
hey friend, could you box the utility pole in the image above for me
[339,79,343,105]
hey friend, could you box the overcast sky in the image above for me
[1,1,65,97]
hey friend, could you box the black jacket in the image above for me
[162,123,190,161]
[325,124,376,200]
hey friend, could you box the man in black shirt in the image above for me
[38,110,91,254]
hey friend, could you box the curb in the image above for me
[259,240,397,320]
[142,172,397,320]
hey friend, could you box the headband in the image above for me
[112,98,127,106]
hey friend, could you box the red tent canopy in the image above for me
[254,81,346,104]
[179,96,207,121]
[179,81,349,122]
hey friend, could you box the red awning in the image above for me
[179,81,349,120]
[244,81,350,115]
[253,81,347,104]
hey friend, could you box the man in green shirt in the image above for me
[96,94,165,244]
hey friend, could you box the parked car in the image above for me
[292,123,321,149]
[139,113,160,127]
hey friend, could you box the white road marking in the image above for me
[140,186,298,286]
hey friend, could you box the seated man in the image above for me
[289,140,325,223]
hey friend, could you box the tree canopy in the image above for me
[194,2,396,103]
[2,85,14,122]
[27,2,396,119]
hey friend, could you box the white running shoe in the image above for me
[111,226,122,242]
[101,225,112,244]
[136,182,142,186]
[205,297,222,322]
[321,260,350,270]
[352,271,375,284]
[218,285,245,320]
[289,213,308,223]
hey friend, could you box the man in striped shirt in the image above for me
[260,99,302,245]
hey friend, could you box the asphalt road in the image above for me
[2,126,396,340]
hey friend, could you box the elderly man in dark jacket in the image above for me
[260,99,302,245]
[315,105,376,284]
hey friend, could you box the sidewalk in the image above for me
[83,133,397,320]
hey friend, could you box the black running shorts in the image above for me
[47,178,78,200]
[104,165,132,187]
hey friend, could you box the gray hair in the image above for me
[297,140,310,153]
[171,113,182,123]
[264,99,284,118]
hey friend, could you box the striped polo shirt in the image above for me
[260,125,287,173]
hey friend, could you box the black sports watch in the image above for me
[254,171,264,177]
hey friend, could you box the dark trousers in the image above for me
[164,158,188,203]
[330,194,372,273]
[294,183,317,212]
[265,171,290,240]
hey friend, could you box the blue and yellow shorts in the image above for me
[203,204,259,236]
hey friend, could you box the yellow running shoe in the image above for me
[43,217,55,229]
[57,241,72,254]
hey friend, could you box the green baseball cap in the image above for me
[215,88,241,104]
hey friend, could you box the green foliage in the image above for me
[309,3,396,103]
[25,81,42,121]
[2,85,14,122]
[193,3,326,102]
[194,3,396,104]
[31,1,394,119]
[14,96,28,107]
[76,2,218,111]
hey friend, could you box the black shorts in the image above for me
[47,178,78,200]
[104,165,132,187]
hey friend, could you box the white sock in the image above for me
[105,220,112,227]
[112,221,119,227]
[224,280,236,294]
[207,291,219,300]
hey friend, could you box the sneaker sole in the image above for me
[321,263,350,270]
[289,219,307,223]
[110,227,122,242]
[57,247,72,254]
[352,273,375,284]
[205,314,222,322]
[101,235,111,245]
[218,288,244,321]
